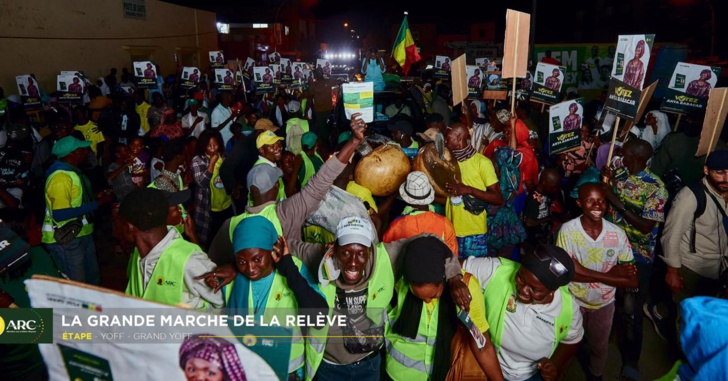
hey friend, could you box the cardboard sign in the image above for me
[252,67,274,93]
[451,55,468,107]
[269,64,282,85]
[434,55,451,79]
[291,62,306,89]
[611,34,655,90]
[56,73,83,103]
[696,88,728,157]
[604,78,642,121]
[549,99,585,154]
[214,68,236,91]
[180,67,200,89]
[661,62,721,114]
[502,9,530,79]
[623,80,658,131]
[530,63,566,104]
[209,51,225,69]
[16,74,42,107]
[133,61,157,89]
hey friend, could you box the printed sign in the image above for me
[280,58,293,84]
[133,61,157,89]
[316,59,331,79]
[604,78,642,121]
[269,64,281,85]
[243,58,256,79]
[253,67,274,93]
[466,65,483,98]
[434,55,451,79]
[291,62,306,89]
[661,62,721,114]
[549,99,585,154]
[342,82,374,123]
[214,68,235,91]
[610,34,655,90]
[180,67,200,89]
[15,75,42,107]
[534,44,616,91]
[57,73,84,102]
[531,63,566,104]
[209,51,225,69]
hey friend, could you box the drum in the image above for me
[413,143,461,198]
[354,144,411,196]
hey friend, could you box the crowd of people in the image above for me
[0,56,727,381]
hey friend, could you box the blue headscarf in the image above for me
[232,216,278,253]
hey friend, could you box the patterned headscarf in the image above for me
[179,335,247,381]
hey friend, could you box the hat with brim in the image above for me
[336,217,373,247]
[164,189,191,206]
[399,171,435,206]
[52,136,91,158]
[256,131,284,149]
[254,118,279,132]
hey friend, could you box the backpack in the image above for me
[687,182,728,252]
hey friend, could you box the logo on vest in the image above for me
[506,294,517,313]
[156,276,177,287]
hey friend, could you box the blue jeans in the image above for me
[316,352,381,381]
[46,235,100,285]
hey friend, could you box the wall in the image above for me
[0,0,217,96]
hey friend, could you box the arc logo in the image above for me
[0,309,53,343]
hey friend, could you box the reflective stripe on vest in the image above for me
[299,152,323,188]
[125,236,208,311]
[228,203,283,240]
[42,169,92,244]
[224,257,306,373]
[305,243,395,381]
[386,339,433,375]
[483,258,572,356]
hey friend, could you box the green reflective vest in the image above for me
[248,158,286,205]
[228,203,284,240]
[42,169,93,244]
[299,152,323,188]
[125,236,209,312]
[223,257,306,373]
[305,243,395,380]
[285,118,310,156]
[484,259,572,356]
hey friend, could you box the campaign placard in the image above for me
[180,67,200,89]
[661,62,721,114]
[268,51,281,64]
[269,64,281,86]
[434,55,451,79]
[604,78,642,121]
[133,61,157,89]
[209,51,225,69]
[316,59,331,79]
[214,68,235,91]
[466,65,483,98]
[57,73,84,103]
[475,58,499,72]
[549,99,585,154]
[16,74,42,107]
[291,62,306,89]
[342,82,374,123]
[253,67,274,93]
[243,57,256,79]
[280,58,293,84]
[531,63,566,104]
[610,34,655,90]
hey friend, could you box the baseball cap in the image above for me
[521,244,575,291]
[186,99,199,108]
[336,217,373,247]
[288,100,301,114]
[254,118,279,132]
[337,131,352,145]
[399,171,435,206]
[387,119,413,136]
[256,130,284,149]
[247,164,283,193]
[706,150,728,170]
[52,136,91,158]
[301,132,318,149]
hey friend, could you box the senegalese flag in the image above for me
[392,15,421,75]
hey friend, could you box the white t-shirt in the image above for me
[463,257,584,381]
[556,217,633,309]
[211,104,233,144]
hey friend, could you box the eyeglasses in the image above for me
[532,249,568,277]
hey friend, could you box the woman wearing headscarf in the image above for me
[223,216,327,381]
[179,334,247,381]
[630,110,670,150]
[463,245,584,381]
[386,236,503,381]
[486,145,527,259]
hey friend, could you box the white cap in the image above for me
[336,217,373,247]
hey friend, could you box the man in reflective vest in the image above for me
[43,136,114,285]
[206,113,367,266]
[296,132,323,188]
[121,188,223,312]
[285,101,310,156]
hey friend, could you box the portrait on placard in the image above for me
[466,65,483,98]
[549,99,585,154]
[243,57,256,79]
[209,51,225,68]
[316,59,332,78]
[611,34,654,90]
[435,56,451,72]
[16,74,40,98]
[669,63,719,100]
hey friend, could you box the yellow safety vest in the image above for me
[299,152,323,188]
[42,170,93,244]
